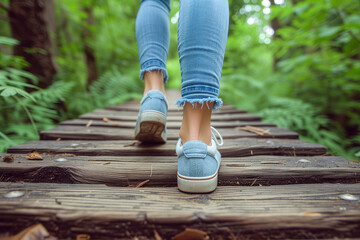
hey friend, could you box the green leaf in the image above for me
[8,68,39,84]
[0,37,19,46]
[0,131,15,145]
[0,86,17,97]
[318,26,342,39]
[0,86,36,102]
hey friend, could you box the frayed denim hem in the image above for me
[175,97,223,111]
[139,67,169,84]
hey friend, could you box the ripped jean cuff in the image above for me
[176,96,223,111]
[139,59,169,84]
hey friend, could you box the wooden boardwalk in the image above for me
[1,90,359,239]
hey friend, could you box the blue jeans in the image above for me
[136,0,229,110]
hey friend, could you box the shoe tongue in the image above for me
[182,141,207,159]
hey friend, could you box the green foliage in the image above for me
[270,0,360,160]
[0,37,74,152]
[55,0,140,91]
[219,0,359,161]
[258,97,358,160]
[65,68,142,118]
[0,0,358,162]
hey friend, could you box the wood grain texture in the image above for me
[39,125,298,140]
[60,119,277,129]
[0,182,359,239]
[106,105,246,114]
[93,108,236,117]
[7,138,327,157]
[1,154,359,186]
[3,90,358,239]
[79,110,262,122]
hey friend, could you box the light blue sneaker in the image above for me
[176,126,224,193]
[135,90,168,143]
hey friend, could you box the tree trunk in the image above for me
[9,0,57,88]
[82,5,98,89]
[270,0,280,70]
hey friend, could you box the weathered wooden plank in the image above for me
[7,138,327,157]
[93,109,243,117]
[39,125,298,140]
[79,110,262,122]
[61,119,277,129]
[106,105,246,114]
[1,154,358,186]
[0,183,359,239]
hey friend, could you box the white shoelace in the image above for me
[210,126,224,147]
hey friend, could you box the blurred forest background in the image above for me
[0,0,359,160]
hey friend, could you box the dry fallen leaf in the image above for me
[56,138,61,141]
[235,125,270,135]
[136,179,150,188]
[76,234,90,240]
[102,117,110,122]
[3,155,14,163]
[0,223,56,240]
[173,228,209,240]
[26,151,43,160]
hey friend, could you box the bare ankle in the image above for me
[179,102,213,146]
[143,70,166,97]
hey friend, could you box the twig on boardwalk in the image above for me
[136,179,150,188]
[102,117,119,126]
[250,178,258,186]
[86,120,93,127]
[235,125,270,135]
[154,230,162,240]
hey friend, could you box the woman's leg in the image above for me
[135,0,171,143]
[136,0,171,97]
[177,0,229,145]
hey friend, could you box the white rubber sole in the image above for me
[177,172,218,193]
[135,110,167,143]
